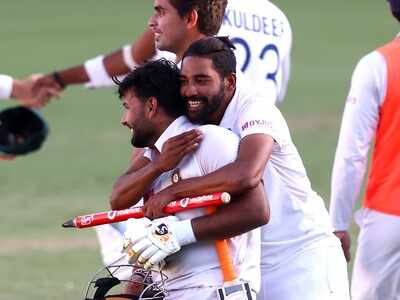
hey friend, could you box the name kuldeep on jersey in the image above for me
[223,9,285,37]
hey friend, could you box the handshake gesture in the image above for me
[11,73,64,108]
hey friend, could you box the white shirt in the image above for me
[330,50,387,231]
[220,84,334,268]
[218,0,292,104]
[144,116,261,292]
[0,74,13,99]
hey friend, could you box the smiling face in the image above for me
[148,0,188,53]
[120,90,156,148]
[180,56,232,124]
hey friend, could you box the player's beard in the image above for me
[130,120,155,148]
[185,84,225,124]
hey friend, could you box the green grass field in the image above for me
[0,1,397,299]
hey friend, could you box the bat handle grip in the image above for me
[207,207,237,282]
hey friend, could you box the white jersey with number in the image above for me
[218,0,292,104]
[143,116,261,296]
[220,84,335,268]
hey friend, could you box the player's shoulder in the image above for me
[234,82,276,111]
[198,124,237,140]
[354,50,386,76]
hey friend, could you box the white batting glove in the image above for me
[123,216,196,270]
[122,218,152,264]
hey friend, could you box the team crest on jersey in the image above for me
[171,168,181,184]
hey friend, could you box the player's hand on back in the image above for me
[334,230,351,262]
[153,129,203,173]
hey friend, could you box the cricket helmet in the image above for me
[84,256,167,300]
[0,106,48,155]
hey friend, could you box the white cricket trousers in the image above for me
[257,238,350,300]
[351,208,400,300]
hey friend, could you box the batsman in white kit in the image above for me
[114,59,268,299]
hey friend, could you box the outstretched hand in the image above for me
[12,74,62,108]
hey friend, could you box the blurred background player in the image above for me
[32,0,291,105]
[330,1,400,299]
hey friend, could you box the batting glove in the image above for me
[123,216,196,270]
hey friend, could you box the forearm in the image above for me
[330,153,367,230]
[56,30,156,88]
[191,183,269,241]
[168,160,262,199]
[56,51,126,87]
[110,161,163,210]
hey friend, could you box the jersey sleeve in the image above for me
[330,51,386,231]
[194,125,240,174]
[237,98,288,149]
[0,74,13,100]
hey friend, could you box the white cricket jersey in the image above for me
[219,0,292,104]
[330,50,387,231]
[144,116,261,293]
[220,84,334,268]
[0,74,13,99]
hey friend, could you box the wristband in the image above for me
[122,44,139,70]
[84,55,115,88]
[0,74,13,100]
[52,72,66,89]
[169,219,197,246]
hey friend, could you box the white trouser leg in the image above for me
[95,223,130,280]
[258,239,350,300]
[351,208,400,300]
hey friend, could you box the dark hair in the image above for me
[388,0,400,22]
[182,36,236,78]
[115,59,185,118]
[169,0,227,35]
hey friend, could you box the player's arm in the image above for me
[162,126,270,240]
[143,133,273,218]
[110,129,203,210]
[192,182,269,241]
[144,99,284,218]
[34,29,156,91]
[124,127,269,269]
[0,74,59,107]
[330,51,384,261]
